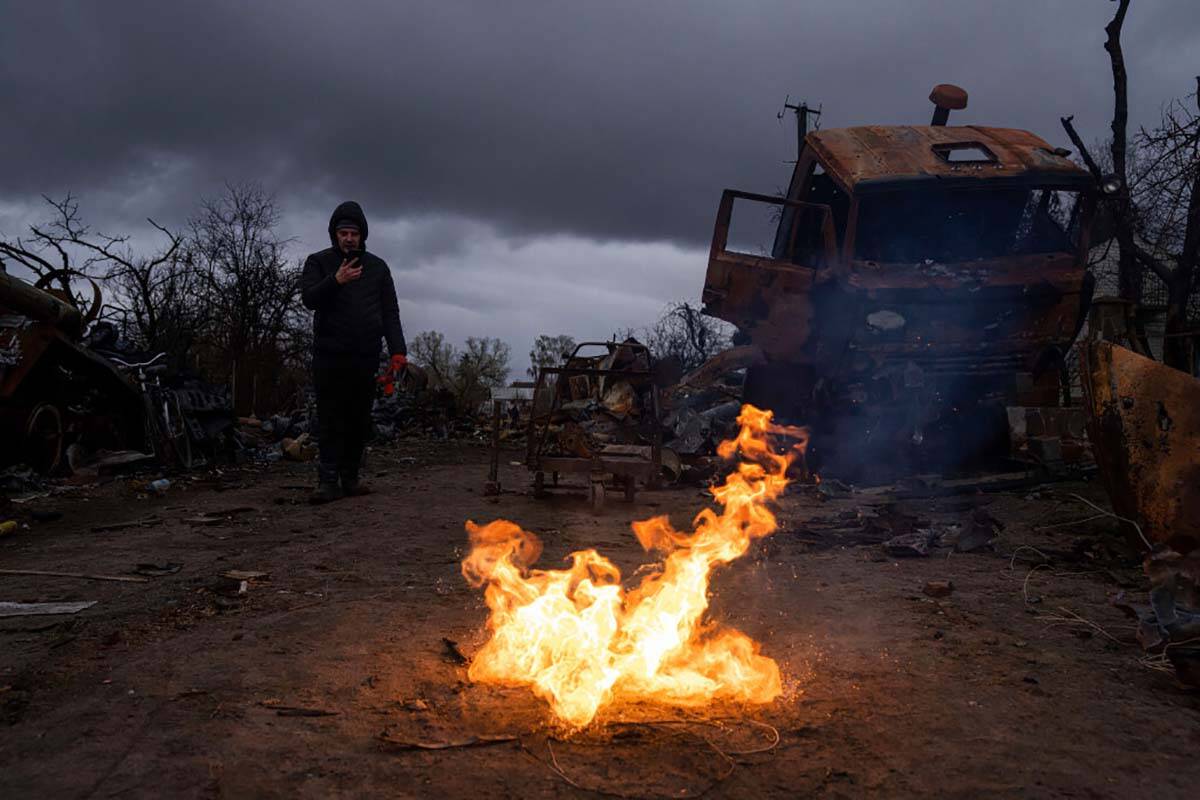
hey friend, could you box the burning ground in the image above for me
[1,438,1199,797]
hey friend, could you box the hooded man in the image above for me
[300,201,407,503]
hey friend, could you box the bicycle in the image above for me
[108,352,194,469]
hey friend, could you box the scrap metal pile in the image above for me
[234,360,485,464]
[518,341,774,493]
[660,345,767,483]
[536,341,663,460]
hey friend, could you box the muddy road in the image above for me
[1,440,1197,798]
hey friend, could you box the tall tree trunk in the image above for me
[1105,0,1143,303]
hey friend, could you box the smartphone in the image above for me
[345,248,366,264]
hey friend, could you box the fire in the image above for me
[460,404,801,728]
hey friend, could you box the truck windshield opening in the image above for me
[855,187,1080,263]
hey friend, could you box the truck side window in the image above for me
[806,164,850,243]
[772,161,839,267]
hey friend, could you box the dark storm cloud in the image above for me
[3,1,1198,244]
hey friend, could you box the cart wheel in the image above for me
[589,479,606,515]
[624,475,636,503]
[533,471,546,498]
[24,403,64,475]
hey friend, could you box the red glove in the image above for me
[390,354,408,372]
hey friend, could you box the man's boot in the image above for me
[341,472,371,497]
[310,465,343,505]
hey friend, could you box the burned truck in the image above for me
[1,270,232,474]
[702,85,1096,476]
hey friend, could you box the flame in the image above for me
[461,404,799,728]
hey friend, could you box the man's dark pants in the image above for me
[313,359,376,485]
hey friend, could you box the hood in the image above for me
[327,201,369,248]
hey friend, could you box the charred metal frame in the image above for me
[523,341,663,511]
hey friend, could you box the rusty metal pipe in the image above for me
[0,271,82,336]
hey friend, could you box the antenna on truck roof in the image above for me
[778,96,822,162]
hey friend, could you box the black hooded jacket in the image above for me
[300,201,406,366]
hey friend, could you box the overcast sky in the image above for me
[2,1,1197,374]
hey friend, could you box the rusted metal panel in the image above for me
[807,125,1092,194]
[1080,341,1200,552]
[702,189,835,358]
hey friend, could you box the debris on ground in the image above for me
[134,563,183,577]
[953,509,1003,553]
[281,433,317,462]
[923,580,955,598]
[221,570,269,581]
[1116,546,1200,688]
[883,530,937,558]
[376,730,518,751]
[442,637,469,665]
[0,568,149,583]
[0,466,45,495]
[90,516,162,533]
[0,601,97,617]
[258,699,338,717]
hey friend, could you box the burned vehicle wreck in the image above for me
[702,85,1097,478]
[1,270,233,474]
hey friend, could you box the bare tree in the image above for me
[455,336,511,408]
[410,330,510,406]
[1062,0,1199,372]
[410,330,457,388]
[643,301,732,372]
[0,194,187,348]
[0,194,95,296]
[1103,0,1143,303]
[187,182,306,411]
[1131,83,1200,369]
[528,333,576,378]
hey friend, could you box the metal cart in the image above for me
[523,341,663,513]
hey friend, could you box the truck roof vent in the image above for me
[932,142,996,164]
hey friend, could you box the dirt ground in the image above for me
[1,439,1197,799]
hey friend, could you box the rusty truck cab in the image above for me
[702,100,1096,474]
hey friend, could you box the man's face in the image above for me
[337,227,362,253]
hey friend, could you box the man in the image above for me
[301,200,407,503]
